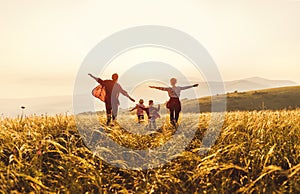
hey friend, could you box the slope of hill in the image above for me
[243,77,296,87]
[178,86,300,113]
[223,77,297,93]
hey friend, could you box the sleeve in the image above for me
[140,107,149,116]
[130,105,138,111]
[96,78,104,85]
[118,84,129,96]
[155,87,169,91]
[139,106,148,111]
[179,85,194,90]
[157,105,160,111]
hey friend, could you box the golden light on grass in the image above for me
[0,110,299,193]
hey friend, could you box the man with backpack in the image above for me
[89,73,135,125]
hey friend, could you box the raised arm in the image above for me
[180,84,199,90]
[118,85,135,102]
[149,86,169,91]
[88,73,104,84]
[157,104,160,111]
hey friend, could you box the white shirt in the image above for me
[156,86,194,98]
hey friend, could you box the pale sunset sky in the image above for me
[0,0,299,99]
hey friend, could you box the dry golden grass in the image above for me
[0,110,299,193]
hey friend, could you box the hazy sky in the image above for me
[0,0,299,98]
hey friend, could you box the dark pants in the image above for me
[169,97,181,123]
[138,115,144,123]
[105,101,118,121]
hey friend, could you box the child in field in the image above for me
[139,100,160,129]
[130,99,146,123]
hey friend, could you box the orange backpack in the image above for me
[92,85,106,102]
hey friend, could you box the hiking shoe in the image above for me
[106,120,111,126]
[171,120,177,126]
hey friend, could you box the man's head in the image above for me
[139,99,144,104]
[170,78,177,86]
[112,73,119,82]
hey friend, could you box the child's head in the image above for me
[149,100,154,106]
[139,99,144,104]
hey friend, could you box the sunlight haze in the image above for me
[0,0,299,99]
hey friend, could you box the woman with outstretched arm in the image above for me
[149,78,198,126]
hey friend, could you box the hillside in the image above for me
[179,86,300,113]
[223,77,297,92]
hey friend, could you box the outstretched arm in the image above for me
[130,105,138,112]
[180,84,199,90]
[119,85,135,102]
[149,86,169,91]
[139,106,149,116]
[88,73,103,84]
[138,106,148,111]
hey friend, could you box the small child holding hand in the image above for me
[139,100,160,129]
[130,99,146,123]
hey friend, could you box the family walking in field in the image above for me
[88,73,198,128]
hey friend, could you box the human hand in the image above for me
[130,97,135,102]
[193,84,199,87]
[88,73,95,78]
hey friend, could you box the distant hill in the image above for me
[223,77,297,93]
[0,77,298,117]
[177,86,300,113]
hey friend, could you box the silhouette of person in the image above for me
[149,78,198,126]
[130,99,146,124]
[89,73,135,125]
[139,100,161,129]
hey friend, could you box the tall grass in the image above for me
[0,110,299,193]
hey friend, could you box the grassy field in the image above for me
[179,86,300,113]
[0,110,300,193]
